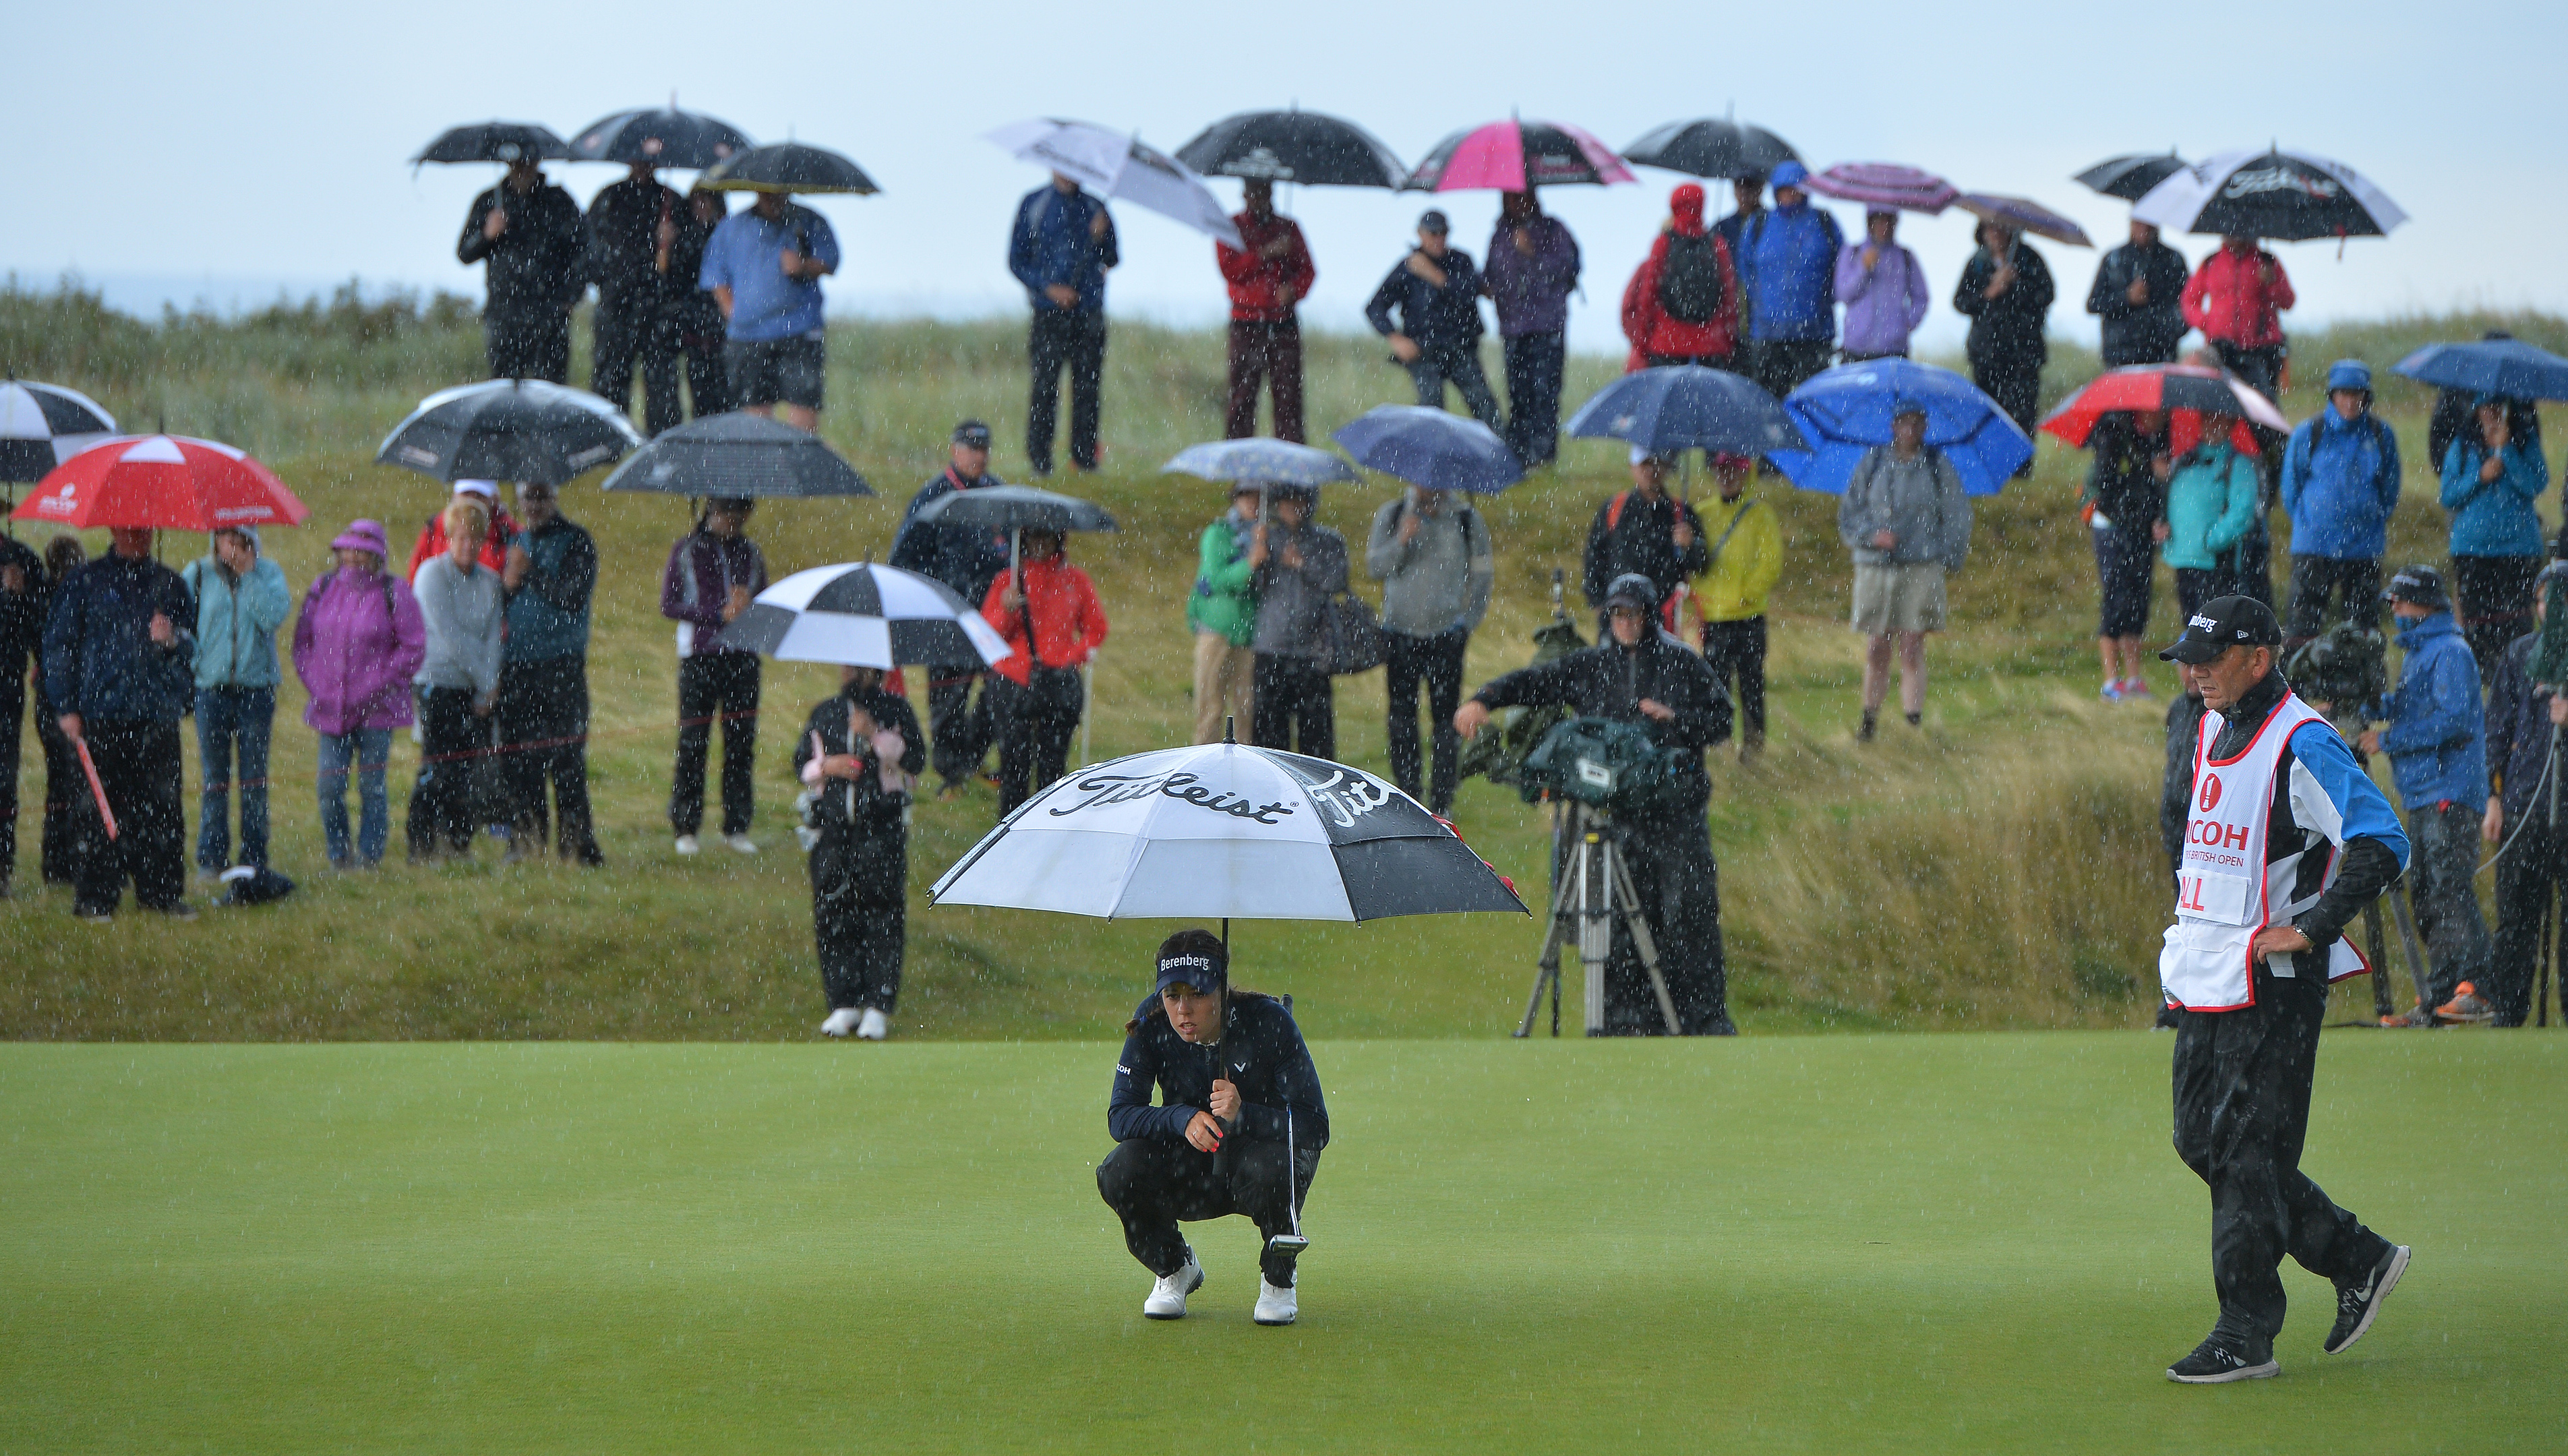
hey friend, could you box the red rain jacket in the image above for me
[1619,185,1739,369]
[2181,241,2296,349]
[979,552,1108,685]
[1216,212,1317,323]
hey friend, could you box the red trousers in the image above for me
[1225,320,1305,442]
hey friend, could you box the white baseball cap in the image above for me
[452,479,498,501]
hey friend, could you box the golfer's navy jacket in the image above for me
[1110,992,1329,1151]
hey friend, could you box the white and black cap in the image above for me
[2159,595,2283,663]
[2381,563,2451,610]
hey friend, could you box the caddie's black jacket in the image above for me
[1471,632,1731,812]
[1109,992,1328,1151]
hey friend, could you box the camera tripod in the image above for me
[1516,801,1681,1037]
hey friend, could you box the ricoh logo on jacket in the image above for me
[2197,775,2223,812]
[2187,818,2250,852]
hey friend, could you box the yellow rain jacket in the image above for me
[1690,492,1782,622]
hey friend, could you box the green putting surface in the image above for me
[5,1033,2559,1453]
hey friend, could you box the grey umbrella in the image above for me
[1162,439,1359,489]
[599,411,872,498]
[376,379,643,487]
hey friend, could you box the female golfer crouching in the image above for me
[1097,930,1327,1325]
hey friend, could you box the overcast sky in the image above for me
[5,0,2560,356]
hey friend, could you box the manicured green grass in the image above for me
[4,1034,2559,1453]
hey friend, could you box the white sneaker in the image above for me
[1253,1277,1298,1326]
[820,1008,861,1037]
[1143,1249,1203,1319]
[724,833,760,855]
[856,1008,888,1041]
[674,834,702,855]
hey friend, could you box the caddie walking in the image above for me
[2155,595,2413,1383]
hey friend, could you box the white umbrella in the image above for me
[1,380,117,485]
[983,119,1245,249]
[2132,147,2406,241]
[729,562,1011,669]
[929,739,1525,923]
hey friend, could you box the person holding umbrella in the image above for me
[1455,572,1737,1034]
[1619,183,1739,371]
[1009,172,1120,476]
[456,151,587,384]
[2162,411,2261,620]
[1950,220,2055,443]
[662,497,770,855]
[40,527,198,920]
[1834,209,1930,362]
[889,421,1014,795]
[671,187,733,417]
[1364,211,1500,429]
[2181,237,2296,399]
[407,497,506,863]
[700,190,839,432]
[979,527,1108,818]
[1097,930,1330,1325]
[1217,179,1317,442]
[1366,484,1495,816]
[585,159,687,435]
[1582,449,1705,632]
[180,526,290,877]
[2082,409,2174,702]
[498,481,602,865]
[1247,483,1350,760]
[2439,394,2551,676]
[1188,483,1264,746]
[1839,403,1972,741]
[1484,191,1582,466]
[794,665,926,1041]
[2086,220,2192,367]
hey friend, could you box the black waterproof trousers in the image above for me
[1561,808,1731,1035]
[1700,617,1768,743]
[500,654,598,862]
[591,304,682,436]
[0,673,21,886]
[1251,653,1334,762]
[2286,556,2384,644]
[1382,628,1466,814]
[2453,554,2542,687]
[69,717,185,916]
[1096,1137,1320,1287]
[672,653,759,837]
[486,311,570,385]
[2488,811,2568,1027]
[407,686,488,858]
[809,822,905,1013]
[2171,974,2395,1344]
[1027,308,1106,475]
[991,669,1082,818]
[925,665,994,789]
[36,705,83,884]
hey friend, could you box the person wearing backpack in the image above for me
[1840,404,1972,741]
[1834,209,1931,362]
[1618,183,1739,371]
[1738,162,1845,400]
[1366,486,1495,814]
[293,520,427,870]
[1692,453,1783,762]
[2279,361,2401,644]
[183,526,291,876]
[1581,449,1706,632]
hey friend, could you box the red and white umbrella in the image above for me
[2039,365,2290,457]
[1402,119,1634,192]
[9,434,309,531]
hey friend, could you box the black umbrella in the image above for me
[2132,148,2407,241]
[2074,152,2188,203]
[413,121,572,165]
[1619,117,1799,181]
[1,380,117,483]
[699,142,879,195]
[1173,110,1407,188]
[911,483,1116,536]
[599,412,872,499]
[375,380,642,486]
[567,106,752,171]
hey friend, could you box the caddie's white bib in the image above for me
[2161,692,2369,1011]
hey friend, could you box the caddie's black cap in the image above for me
[2160,595,2282,663]
[2381,562,2452,610]
[1153,928,1228,998]
[951,419,992,448]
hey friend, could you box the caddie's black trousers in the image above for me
[2171,973,2394,1343]
[1097,1137,1319,1287]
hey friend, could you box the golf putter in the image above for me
[1266,1106,1310,1258]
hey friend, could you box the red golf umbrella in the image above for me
[9,434,309,530]
[1403,118,1634,191]
[2041,365,2288,456]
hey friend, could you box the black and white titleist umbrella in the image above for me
[930,740,1527,922]
[1,380,117,483]
[730,562,1011,669]
[2132,148,2406,241]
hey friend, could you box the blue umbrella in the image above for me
[1563,365,1808,456]
[1162,438,1360,488]
[1768,359,2034,497]
[2392,339,2568,403]
[1330,406,1525,495]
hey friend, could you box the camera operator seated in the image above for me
[1454,571,1737,1035]
[1096,930,1327,1327]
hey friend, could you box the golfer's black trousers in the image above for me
[1096,1137,1320,1287]
[70,717,185,916]
[809,824,905,1014]
[2170,974,2393,1343]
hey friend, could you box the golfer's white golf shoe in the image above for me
[1143,1249,1203,1319]
[1253,1278,1298,1327]
[820,1008,861,1037]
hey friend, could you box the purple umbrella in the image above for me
[1954,193,2094,248]
[1803,162,1955,214]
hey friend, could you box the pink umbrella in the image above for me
[1404,119,1635,192]
[1803,162,1957,214]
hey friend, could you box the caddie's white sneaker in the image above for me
[723,833,760,855]
[856,1008,888,1041]
[674,835,701,855]
[1143,1248,1203,1319]
[1253,1277,1298,1326]
[820,1008,861,1037]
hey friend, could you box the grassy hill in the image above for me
[3,281,2559,1041]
